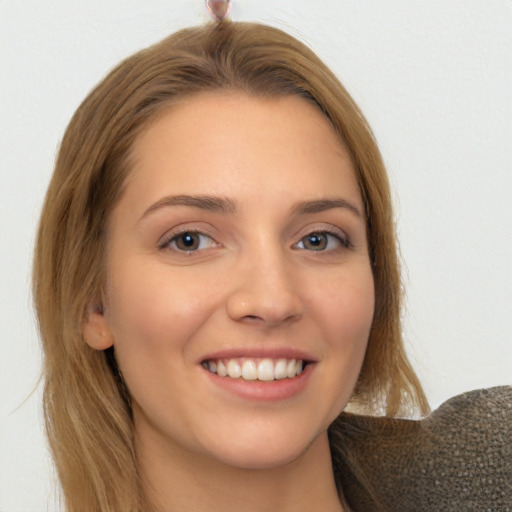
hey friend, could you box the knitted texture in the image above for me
[337,386,511,512]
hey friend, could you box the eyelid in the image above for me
[158,227,218,251]
[293,226,352,250]
[157,223,351,253]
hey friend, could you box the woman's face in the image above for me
[87,92,374,469]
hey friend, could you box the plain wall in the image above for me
[1,1,511,510]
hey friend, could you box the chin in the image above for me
[200,425,326,471]
[215,445,310,471]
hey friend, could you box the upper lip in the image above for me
[199,346,317,364]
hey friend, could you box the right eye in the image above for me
[160,231,218,253]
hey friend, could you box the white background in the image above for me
[1,1,511,510]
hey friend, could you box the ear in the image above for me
[83,304,114,350]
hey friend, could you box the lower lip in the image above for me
[201,363,314,402]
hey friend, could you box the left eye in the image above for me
[165,231,217,252]
[294,231,346,251]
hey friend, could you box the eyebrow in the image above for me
[140,194,237,220]
[140,194,363,220]
[291,198,363,219]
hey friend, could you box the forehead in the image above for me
[123,92,361,212]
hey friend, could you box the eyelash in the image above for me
[159,227,351,254]
[293,228,351,252]
[158,229,218,253]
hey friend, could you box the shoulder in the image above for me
[337,386,512,512]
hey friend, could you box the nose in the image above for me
[226,247,304,327]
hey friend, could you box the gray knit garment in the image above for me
[338,386,511,511]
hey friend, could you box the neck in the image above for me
[137,430,345,512]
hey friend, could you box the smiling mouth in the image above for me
[201,357,307,381]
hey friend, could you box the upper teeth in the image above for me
[204,358,304,381]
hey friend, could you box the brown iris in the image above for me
[302,233,328,251]
[174,232,200,251]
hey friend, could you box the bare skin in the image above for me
[139,431,344,512]
[84,92,373,512]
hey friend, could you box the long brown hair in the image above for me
[33,21,428,512]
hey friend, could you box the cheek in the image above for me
[315,266,375,347]
[322,267,375,413]
[294,265,374,427]
[104,262,219,363]
[103,263,223,428]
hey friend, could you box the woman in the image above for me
[33,21,431,511]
